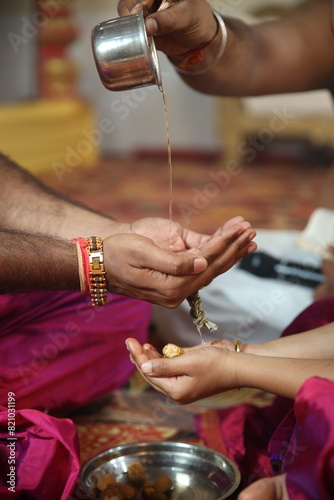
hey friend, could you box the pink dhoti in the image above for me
[0,291,151,413]
[0,291,150,499]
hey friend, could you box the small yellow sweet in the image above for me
[162,343,184,358]
[127,461,146,484]
[97,473,116,491]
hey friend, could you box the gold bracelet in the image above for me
[86,237,108,306]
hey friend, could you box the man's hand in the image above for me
[117,0,334,97]
[117,0,217,57]
[104,216,256,307]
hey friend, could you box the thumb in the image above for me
[140,241,208,275]
[140,355,187,378]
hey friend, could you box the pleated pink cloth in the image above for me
[0,406,80,500]
[283,376,334,499]
[0,290,151,412]
[0,290,151,499]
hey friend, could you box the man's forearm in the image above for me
[177,0,334,97]
[0,154,119,240]
[0,230,79,293]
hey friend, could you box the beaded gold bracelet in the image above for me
[86,237,108,306]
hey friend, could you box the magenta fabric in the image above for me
[281,297,334,338]
[0,290,151,413]
[0,405,80,499]
[285,377,334,500]
[195,298,334,492]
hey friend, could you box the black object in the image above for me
[239,251,324,288]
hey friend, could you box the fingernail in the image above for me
[141,362,153,375]
[247,242,257,254]
[193,258,207,273]
[125,339,132,352]
[145,17,159,34]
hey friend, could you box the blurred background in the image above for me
[0,0,333,233]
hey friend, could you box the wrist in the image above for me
[90,220,129,240]
[72,236,108,305]
[231,341,257,390]
[169,11,227,75]
[218,348,242,391]
[243,342,271,357]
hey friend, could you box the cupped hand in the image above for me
[117,0,217,57]
[129,216,249,252]
[103,217,256,307]
[129,216,211,251]
[238,474,289,500]
[125,338,238,403]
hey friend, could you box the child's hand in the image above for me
[125,338,236,404]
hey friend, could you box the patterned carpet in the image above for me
[40,154,328,235]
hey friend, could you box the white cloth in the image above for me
[153,229,321,346]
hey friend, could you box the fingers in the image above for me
[143,244,208,275]
[127,338,186,378]
[126,338,151,366]
[117,0,217,58]
[238,474,288,500]
[104,224,256,307]
[118,0,152,16]
[118,0,162,16]
[181,216,248,250]
[208,339,236,350]
[183,227,255,291]
[105,233,208,276]
[117,0,133,15]
[199,225,256,268]
[211,219,250,239]
[145,0,215,41]
[145,5,190,35]
[220,216,247,230]
[126,338,174,396]
[143,343,162,360]
[140,350,199,379]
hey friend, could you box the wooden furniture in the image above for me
[0,0,99,175]
[217,1,334,163]
[0,99,99,175]
[219,95,334,163]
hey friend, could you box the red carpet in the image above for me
[40,155,327,234]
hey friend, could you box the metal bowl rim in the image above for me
[80,440,241,499]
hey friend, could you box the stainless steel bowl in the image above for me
[91,10,162,92]
[79,441,241,499]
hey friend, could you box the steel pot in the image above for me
[91,10,162,92]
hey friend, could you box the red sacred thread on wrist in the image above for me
[71,237,90,293]
[172,23,220,70]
